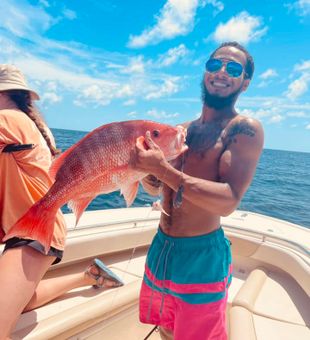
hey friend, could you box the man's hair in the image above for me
[210,42,254,80]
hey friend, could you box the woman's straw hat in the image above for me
[0,64,40,100]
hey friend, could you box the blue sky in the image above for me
[0,0,309,152]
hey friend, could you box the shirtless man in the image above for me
[130,42,264,340]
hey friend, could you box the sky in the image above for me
[0,0,309,153]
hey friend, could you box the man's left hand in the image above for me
[129,131,168,177]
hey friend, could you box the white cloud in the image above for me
[287,77,308,100]
[257,80,269,88]
[0,35,186,107]
[286,0,310,16]
[39,0,50,8]
[146,77,180,99]
[45,81,58,92]
[79,85,113,106]
[147,109,180,119]
[202,0,224,16]
[287,111,307,117]
[211,11,268,44]
[237,97,310,124]
[269,114,285,123]
[123,99,136,106]
[41,92,62,105]
[306,123,310,129]
[257,69,278,88]
[294,60,310,72]
[157,44,189,67]
[237,107,273,120]
[121,56,146,74]
[259,68,278,80]
[239,96,310,111]
[127,0,200,48]
[127,111,138,118]
[63,8,77,20]
[286,60,310,100]
[0,0,55,38]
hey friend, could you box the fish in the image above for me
[152,200,170,217]
[3,120,187,252]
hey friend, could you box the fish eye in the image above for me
[152,130,160,138]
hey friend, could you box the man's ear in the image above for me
[241,78,250,92]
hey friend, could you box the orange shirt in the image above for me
[0,109,66,250]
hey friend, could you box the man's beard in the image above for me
[201,80,242,109]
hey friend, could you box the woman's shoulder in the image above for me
[0,109,40,144]
[0,109,29,123]
[0,109,35,127]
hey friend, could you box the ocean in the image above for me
[52,128,310,228]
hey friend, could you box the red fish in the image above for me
[4,120,187,252]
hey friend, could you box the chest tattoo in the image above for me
[186,121,224,155]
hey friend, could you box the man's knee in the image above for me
[159,327,173,340]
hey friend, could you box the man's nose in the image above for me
[217,64,229,78]
[218,63,227,73]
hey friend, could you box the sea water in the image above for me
[52,128,310,228]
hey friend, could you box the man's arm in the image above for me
[140,121,190,197]
[141,175,162,196]
[131,118,264,216]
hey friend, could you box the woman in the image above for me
[0,64,123,339]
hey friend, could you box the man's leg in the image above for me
[173,294,228,340]
[159,327,174,340]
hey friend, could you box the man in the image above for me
[130,42,264,340]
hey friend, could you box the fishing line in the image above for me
[109,245,137,309]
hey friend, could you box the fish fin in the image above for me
[121,181,139,207]
[3,201,56,254]
[49,148,72,180]
[152,200,170,216]
[68,196,94,226]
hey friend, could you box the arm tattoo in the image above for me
[226,120,256,147]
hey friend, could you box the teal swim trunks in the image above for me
[139,227,232,340]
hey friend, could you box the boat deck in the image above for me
[4,208,310,339]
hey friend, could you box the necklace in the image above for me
[173,152,185,209]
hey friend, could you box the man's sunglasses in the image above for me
[205,58,244,78]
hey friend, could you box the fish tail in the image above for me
[3,201,57,254]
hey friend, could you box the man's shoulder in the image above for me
[225,114,263,134]
[222,114,264,151]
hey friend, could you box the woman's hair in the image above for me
[6,90,61,156]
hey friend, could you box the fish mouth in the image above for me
[166,126,188,161]
[176,125,187,150]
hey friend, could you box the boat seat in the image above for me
[229,306,310,340]
[11,252,154,339]
[230,267,310,339]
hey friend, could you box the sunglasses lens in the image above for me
[226,61,243,77]
[205,59,222,73]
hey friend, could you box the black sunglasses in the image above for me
[205,58,244,78]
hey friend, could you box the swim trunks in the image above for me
[139,227,232,340]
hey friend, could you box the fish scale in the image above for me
[4,120,187,252]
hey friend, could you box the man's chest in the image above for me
[171,139,225,180]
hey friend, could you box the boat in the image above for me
[5,207,310,340]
